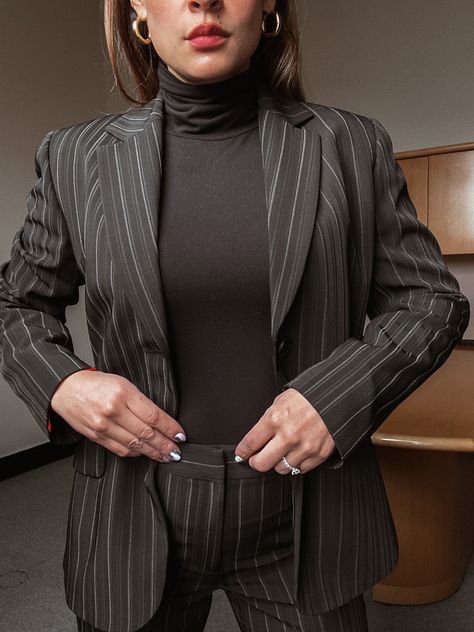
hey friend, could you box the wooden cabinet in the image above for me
[372,345,474,605]
[429,151,474,254]
[397,157,428,225]
[396,143,474,254]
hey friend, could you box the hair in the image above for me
[103,1,306,106]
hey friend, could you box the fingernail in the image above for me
[169,450,182,461]
[234,454,245,462]
[174,432,187,442]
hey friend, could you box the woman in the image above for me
[0,1,469,631]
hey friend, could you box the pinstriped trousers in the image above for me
[77,443,368,632]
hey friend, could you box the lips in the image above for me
[186,23,230,40]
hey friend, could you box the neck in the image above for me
[158,61,259,139]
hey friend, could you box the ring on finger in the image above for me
[281,455,302,475]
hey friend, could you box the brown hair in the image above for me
[103,1,306,106]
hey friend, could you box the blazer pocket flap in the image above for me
[73,437,107,478]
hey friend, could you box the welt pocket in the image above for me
[73,436,107,478]
[143,346,164,355]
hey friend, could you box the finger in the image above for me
[100,407,183,461]
[234,413,275,462]
[115,408,181,461]
[281,454,325,474]
[274,450,305,475]
[125,387,187,443]
[92,435,171,462]
[272,438,311,473]
[105,423,175,462]
[247,434,292,472]
[294,456,317,473]
[276,440,335,475]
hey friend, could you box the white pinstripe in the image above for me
[0,83,468,630]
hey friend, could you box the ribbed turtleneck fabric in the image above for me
[157,62,280,444]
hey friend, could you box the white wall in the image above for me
[297,0,474,152]
[297,0,474,340]
[0,1,115,457]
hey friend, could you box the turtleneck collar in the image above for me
[158,61,259,139]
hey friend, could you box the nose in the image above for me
[188,0,223,12]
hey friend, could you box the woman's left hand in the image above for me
[234,388,336,475]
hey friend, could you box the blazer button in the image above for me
[277,335,292,358]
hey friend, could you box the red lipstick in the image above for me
[186,23,230,50]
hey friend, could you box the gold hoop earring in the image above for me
[133,15,152,45]
[262,10,282,38]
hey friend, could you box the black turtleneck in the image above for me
[157,61,280,444]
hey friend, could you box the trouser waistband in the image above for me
[156,442,283,481]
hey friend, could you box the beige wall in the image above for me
[297,0,474,340]
[0,1,113,456]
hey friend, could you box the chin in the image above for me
[175,59,248,85]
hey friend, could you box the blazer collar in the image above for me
[104,80,315,141]
[97,81,321,357]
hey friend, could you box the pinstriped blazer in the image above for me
[0,79,469,632]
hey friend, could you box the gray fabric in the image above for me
[77,595,368,632]
[75,442,368,632]
[0,79,469,632]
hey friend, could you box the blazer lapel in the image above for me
[256,94,320,598]
[257,87,321,340]
[97,84,321,354]
[97,96,171,357]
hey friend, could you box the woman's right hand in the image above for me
[50,369,187,462]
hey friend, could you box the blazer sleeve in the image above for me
[283,117,470,469]
[0,131,93,445]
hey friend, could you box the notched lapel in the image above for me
[97,88,321,357]
[97,97,171,357]
[258,91,321,340]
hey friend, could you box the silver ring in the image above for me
[281,455,301,475]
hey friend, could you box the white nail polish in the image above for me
[234,454,244,462]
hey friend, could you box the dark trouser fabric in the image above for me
[76,443,368,632]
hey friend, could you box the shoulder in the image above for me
[303,100,377,142]
[296,99,395,165]
[46,100,156,159]
[48,111,122,153]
